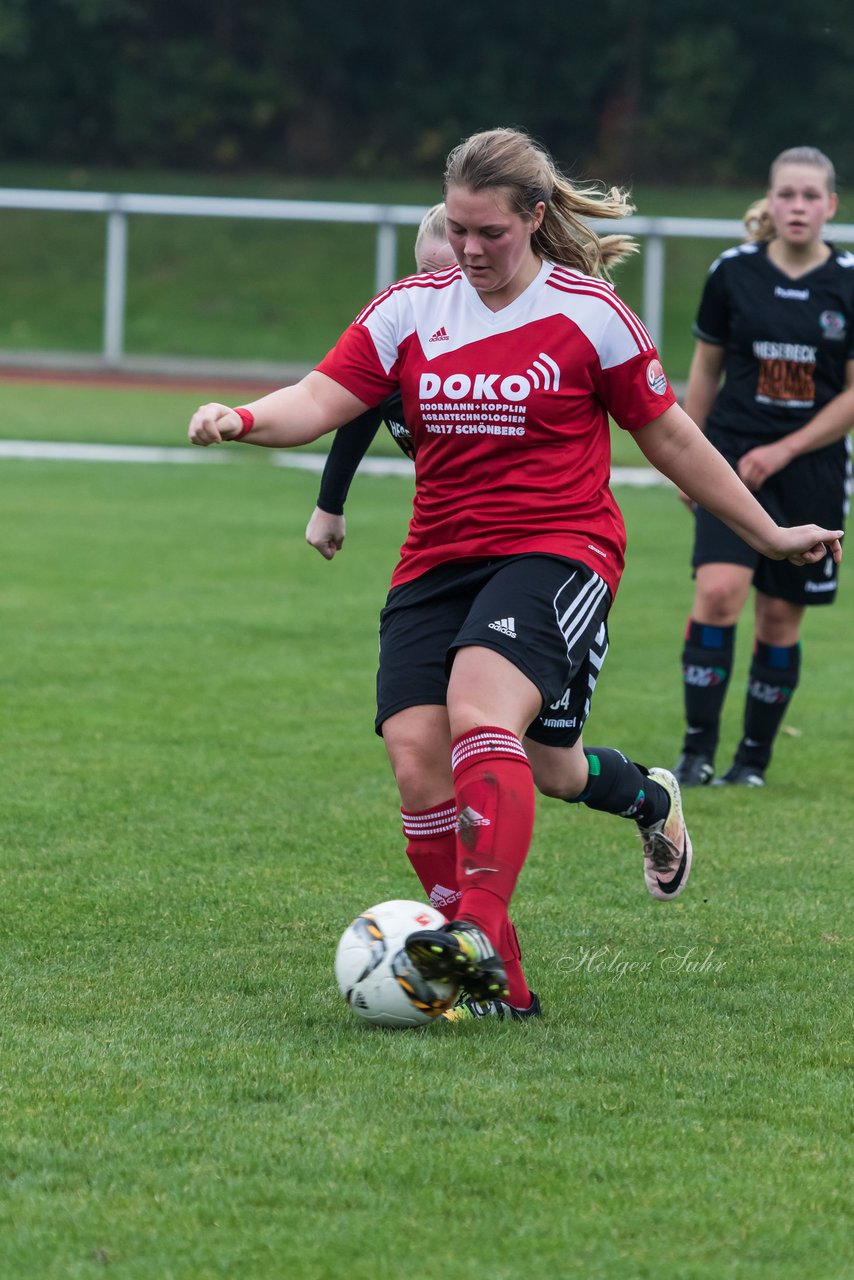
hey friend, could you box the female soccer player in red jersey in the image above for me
[188,129,842,1022]
[672,147,853,790]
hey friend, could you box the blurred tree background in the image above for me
[1,0,852,187]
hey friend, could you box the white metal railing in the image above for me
[2,187,854,370]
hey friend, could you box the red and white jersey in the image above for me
[316,259,675,596]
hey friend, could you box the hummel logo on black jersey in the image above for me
[488,617,517,638]
[429,326,449,342]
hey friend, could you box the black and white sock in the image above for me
[680,619,735,759]
[736,642,801,771]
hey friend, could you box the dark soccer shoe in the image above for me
[713,762,765,787]
[404,920,509,1002]
[673,750,715,788]
[440,991,542,1023]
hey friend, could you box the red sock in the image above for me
[501,919,532,1010]
[401,800,461,921]
[451,726,535,1006]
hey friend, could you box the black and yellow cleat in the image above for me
[404,920,509,1002]
[441,991,542,1022]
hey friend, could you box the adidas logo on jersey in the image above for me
[429,326,450,342]
[488,616,517,638]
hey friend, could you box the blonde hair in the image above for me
[443,127,637,278]
[414,202,447,260]
[743,146,837,243]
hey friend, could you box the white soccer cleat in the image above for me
[638,767,693,900]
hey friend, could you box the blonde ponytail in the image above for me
[539,177,638,275]
[743,197,775,243]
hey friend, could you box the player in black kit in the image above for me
[674,147,854,788]
[304,204,454,559]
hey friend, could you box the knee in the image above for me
[389,751,439,810]
[386,739,453,811]
[756,596,803,646]
[694,580,745,626]
[531,754,589,802]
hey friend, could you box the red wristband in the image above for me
[233,407,255,439]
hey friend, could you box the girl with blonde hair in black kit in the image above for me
[674,147,853,789]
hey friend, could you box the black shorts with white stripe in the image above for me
[375,554,611,747]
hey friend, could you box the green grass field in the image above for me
[8,164,854,381]
[0,380,851,1278]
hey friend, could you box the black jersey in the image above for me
[695,240,854,441]
[316,389,413,515]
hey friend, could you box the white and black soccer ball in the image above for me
[334,899,458,1028]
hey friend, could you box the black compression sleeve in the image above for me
[316,408,384,515]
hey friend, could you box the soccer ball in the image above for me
[334,899,458,1028]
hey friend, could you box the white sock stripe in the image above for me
[405,815,458,830]
[402,805,458,836]
[453,742,525,769]
[402,804,457,821]
[403,819,457,837]
[453,730,525,755]
[451,729,527,772]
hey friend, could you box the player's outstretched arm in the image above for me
[634,403,843,567]
[188,372,370,449]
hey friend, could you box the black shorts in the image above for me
[376,555,611,747]
[692,429,850,606]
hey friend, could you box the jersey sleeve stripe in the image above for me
[354,267,462,326]
[547,270,654,353]
[549,265,654,348]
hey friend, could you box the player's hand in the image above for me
[188,403,244,446]
[767,525,844,566]
[305,507,346,560]
[738,440,791,491]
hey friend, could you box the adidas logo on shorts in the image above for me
[488,616,517,638]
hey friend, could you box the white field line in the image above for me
[0,439,667,486]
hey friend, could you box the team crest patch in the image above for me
[646,358,668,395]
[819,310,846,340]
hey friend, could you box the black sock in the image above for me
[680,619,735,759]
[737,642,800,770]
[566,748,670,827]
